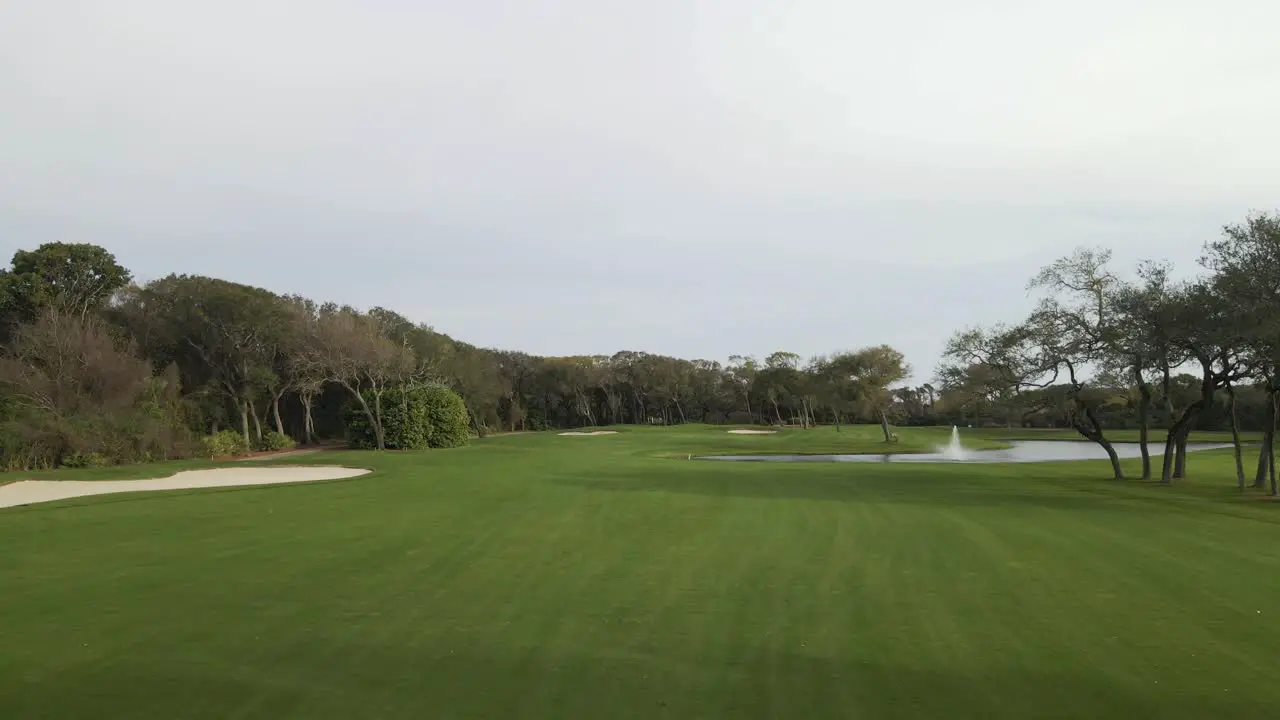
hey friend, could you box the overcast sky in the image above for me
[2,1,1277,380]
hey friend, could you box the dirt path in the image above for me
[232,448,325,462]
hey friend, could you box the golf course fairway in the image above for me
[2,425,1278,718]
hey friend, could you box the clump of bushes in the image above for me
[60,451,109,468]
[345,384,470,450]
[258,431,296,452]
[0,313,198,471]
[421,385,470,448]
[201,429,250,458]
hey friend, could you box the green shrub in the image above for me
[258,431,296,452]
[201,430,249,458]
[61,451,109,468]
[383,388,430,450]
[420,385,470,448]
[343,384,470,450]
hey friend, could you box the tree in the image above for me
[494,350,536,431]
[809,354,852,431]
[344,383,470,450]
[0,243,131,328]
[134,275,291,447]
[758,351,803,426]
[0,310,187,468]
[1025,248,1127,479]
[839,345,910,442]
[281,296,328,445]
[1156,282,1245,483]
[1202,211,1280,492]
[726,355,758,424]
[446,343,504,436]
[937,324,1040,427]
[1108,261,1182,480]
[316,306,416,451]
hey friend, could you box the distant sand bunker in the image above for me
[727,429,778,435]
[558,431,619,436]
[0,466,371,509]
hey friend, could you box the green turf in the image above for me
[2,425,1279,718]
[968,426,1260,444]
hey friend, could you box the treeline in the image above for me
[3,210,1276,478]
[937,211,1280,489]
[0,242,915,470]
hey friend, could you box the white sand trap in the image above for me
[727,429,778,435]
[0,466,370,509]
[558,431,619,436]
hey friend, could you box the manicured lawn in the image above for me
[969,425,1261,444]
[621,423,1009,457]
[2,425,1279,718]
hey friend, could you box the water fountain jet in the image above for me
[938,425,970,461]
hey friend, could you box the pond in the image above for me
[697,440,1234,464]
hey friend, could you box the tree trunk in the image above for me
[345,385,384,450]
[1071,401,1123,480]
[272,392,286,436]
[1226,382,1245,491]
[1269,394,1278,496]
[249,398,263,444]
[1254,427,1271,490]
[1102,440,1124,481]
[1160,432,1176,484]
[240,399,251,448]
[1074,422,1124,480]
[300,394,315,445]
[879,409,891,443]
[1162,414,1199,484]
[372,390,386,450]
[673,398,686,424]
[772,398,783,426]
[1265,401,1279,496]
[834,410,841,432]
[1258,393,1277,489]
[1159,363,1177,483]
[1161,362,1175,425]
[1174,360,1217,481]
[1134,363,1152,480]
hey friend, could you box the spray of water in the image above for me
[937,425,970,461]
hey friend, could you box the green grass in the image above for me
[968,426,1261,444]
[619,423,1010,457]
[3,425,1279,718]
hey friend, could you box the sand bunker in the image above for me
[0,466,371,509]
[558,431,619,436]
[727,429,778,435]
